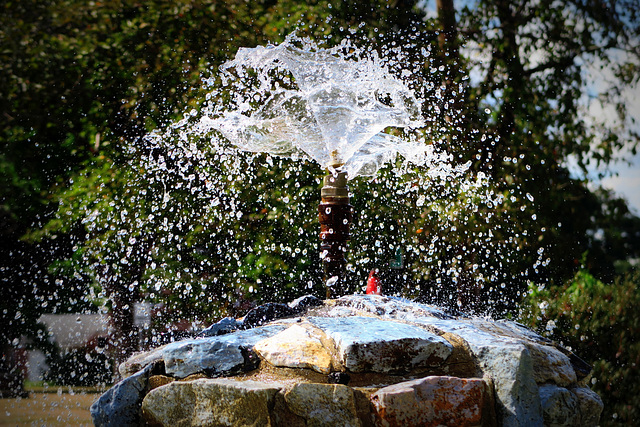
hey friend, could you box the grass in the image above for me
[1,386,103,426]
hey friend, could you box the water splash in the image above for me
[189,33,444,179]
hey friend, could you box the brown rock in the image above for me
[525,342,577,387]
[271,390,306,427]
[440,332,481,377]
[353,387,378,427]
[371,375,491,427]
[148,375,174,391]
[142,378,281,426]
[254,324,334,374]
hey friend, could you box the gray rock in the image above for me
[91,362,156,427]
[119,345,167,378]
[539,384,580,426]
[163,324,287,378]
[197,316,241,337]
[142,378,282,426]
[333,294,454,320]
[103,295,599,427]
[308,316,452,373]
[406,317,547,426]
[475,342,543,426]
[571,386,603,427]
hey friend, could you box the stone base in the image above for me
[93,295,603,427]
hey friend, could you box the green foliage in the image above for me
[451,0,640,289]
[521,269,640,425]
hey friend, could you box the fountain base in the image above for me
[93,295,603,427]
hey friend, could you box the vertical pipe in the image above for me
[319,171,352,298]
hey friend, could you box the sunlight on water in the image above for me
[185,32,462,179]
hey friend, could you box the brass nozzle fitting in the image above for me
[321,172,349,199]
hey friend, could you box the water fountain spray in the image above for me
[319,152,352,298]
[202,36,436,298]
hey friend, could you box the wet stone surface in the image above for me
[98,295,603,427]
[307,316,453,374]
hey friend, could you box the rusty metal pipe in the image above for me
[319,170,352,298]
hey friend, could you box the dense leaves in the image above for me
[521,269,640,425]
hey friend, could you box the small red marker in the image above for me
[366,269,382,295]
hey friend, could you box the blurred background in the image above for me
[1,0,639,424]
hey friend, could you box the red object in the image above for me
[366,269,382,295]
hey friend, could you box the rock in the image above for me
[438,332,480,378]
[333,294,454,320]
[243,303,297,328]
[198,317,241,337]
[162,324,286,378]
[473,342,543,426]
[480,321,587,383]
[308,316,453,373]
[353,387,377,427]
[404,317,544,426]
[328,371,351,385]
[148,375,174,391]
[289,294,324,312]
[539,384,580,426]
[271,391,306,427]
[142,378,281,426]
[284,383,360,427]
[255,324,334,374]
[571,386,603,427]
[563,350,593,380]
[329,295,582,426]
[119,345,168,379]
[91,362,157,427]
[100,295,600,427]
[370,376,490,427]
[526,342,576,387]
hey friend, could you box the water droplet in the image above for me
[326,276,339,287]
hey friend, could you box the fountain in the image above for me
[190,34,447,297]
[89,35,604,426]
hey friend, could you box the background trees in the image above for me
[1,0,639,419]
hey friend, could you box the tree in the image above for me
[3,0,439,366]
[1,0,284,366]
[423,0,640,309]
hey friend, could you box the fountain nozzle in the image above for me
[319,168,352,299]
[327,150,343,170]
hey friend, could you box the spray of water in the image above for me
[184,33,455,180]
[47,32,545,350]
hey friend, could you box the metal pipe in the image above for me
[319,169,352,298]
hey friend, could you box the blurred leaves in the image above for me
[521,269,640,425]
